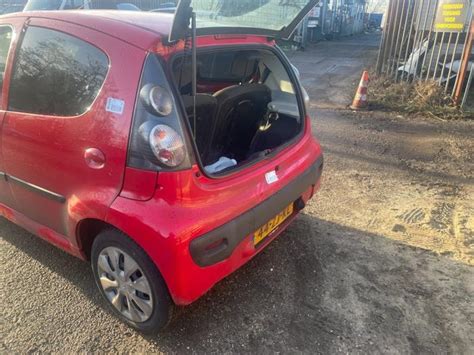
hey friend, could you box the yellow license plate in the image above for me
[254,203,294,246]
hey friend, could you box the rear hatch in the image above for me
[170,0,319,42]
[169,0,317,175]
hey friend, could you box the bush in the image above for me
[369,76,470,120]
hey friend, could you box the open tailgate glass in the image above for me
[170,0,319,42]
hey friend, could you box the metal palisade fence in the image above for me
[376,0,473,108]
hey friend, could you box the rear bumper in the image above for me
[190,156,323,267]
[107,130,323,305]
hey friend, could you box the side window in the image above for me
[9,26,109,116]
[0,26,13,90]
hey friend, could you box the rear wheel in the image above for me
[91,229,172,334]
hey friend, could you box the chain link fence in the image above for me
[376,0,473,108]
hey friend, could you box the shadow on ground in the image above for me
[1,212,472,353]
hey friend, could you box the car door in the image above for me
[0,18,23,211]
[2,18,144,237]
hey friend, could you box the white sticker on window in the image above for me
[106,97,125,115]
[265,170,279,184]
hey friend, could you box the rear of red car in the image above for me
[107,34,323,305]
[1,0,323,333]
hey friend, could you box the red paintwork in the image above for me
[0,11,322,306]
[107,121,321,305]
[120,167,157,201]
[1,16,144,238]
[0,17,24,210]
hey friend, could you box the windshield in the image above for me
[191,0,313,32]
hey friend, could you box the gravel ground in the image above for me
[1,33,473,353]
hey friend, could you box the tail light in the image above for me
[149,124,185,167]
[140,84,173,117]
[128,54,191,171]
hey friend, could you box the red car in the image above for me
[0,0,322,333]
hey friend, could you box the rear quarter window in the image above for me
[8,26,108,116]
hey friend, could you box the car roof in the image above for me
[2,10,175,50]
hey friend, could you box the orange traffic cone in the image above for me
[350,71,369,110]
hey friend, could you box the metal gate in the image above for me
[376,0,473,108]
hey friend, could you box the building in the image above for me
[294,0,368,47]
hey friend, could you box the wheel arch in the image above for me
[76,218,116,260]
[75,216,177,304]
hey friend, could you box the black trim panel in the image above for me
[4,174,66,203]
[0,171,6,181]
[189,156,323,267]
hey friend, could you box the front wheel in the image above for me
[91,229,173,334]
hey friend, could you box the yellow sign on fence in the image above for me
[434,0,469,32]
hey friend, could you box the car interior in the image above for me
[172,48,302,173]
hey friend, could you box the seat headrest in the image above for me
[231,53,260,81]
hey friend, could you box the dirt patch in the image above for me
[313,107,474,265]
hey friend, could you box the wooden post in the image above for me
[454,19,473,105]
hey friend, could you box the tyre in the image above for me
[91,229,173,334]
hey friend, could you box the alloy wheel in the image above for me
[97,247,154,323]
